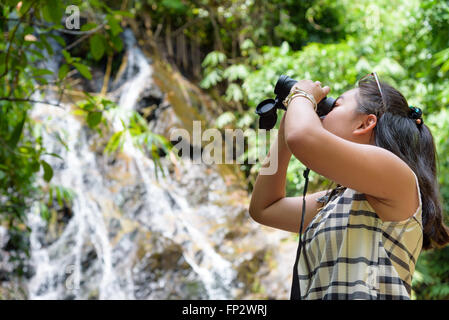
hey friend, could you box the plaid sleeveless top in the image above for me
[297,171,423,300]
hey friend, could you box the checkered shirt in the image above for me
[297,172,423,300]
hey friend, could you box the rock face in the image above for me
[1,29,297,300]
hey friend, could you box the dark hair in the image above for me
[354,77,449,250]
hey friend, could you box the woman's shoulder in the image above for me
[358,168,421,224]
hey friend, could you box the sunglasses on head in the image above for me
[358,72,385,110]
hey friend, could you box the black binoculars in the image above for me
[255,75,336,130]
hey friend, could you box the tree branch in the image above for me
[0,97,63,108]
[7,12,32,98]
[100,54,113,96]
[0,1,36,79]
[62,23,106,51]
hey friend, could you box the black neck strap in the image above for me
[290,168,310,300]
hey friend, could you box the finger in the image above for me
[322,86,330,95]
[315,81,322,86]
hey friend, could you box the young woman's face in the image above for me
[320,88,373,143]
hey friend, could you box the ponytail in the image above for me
[357,78,449,250]
[418,124,449,249]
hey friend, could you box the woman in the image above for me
[249,73,449,300]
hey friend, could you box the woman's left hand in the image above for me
[290,80,330,104]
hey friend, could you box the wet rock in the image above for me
[0,280,28,299]
[108,218,122,240]
[235,249,271,297]
[81,248,98,273]
[31,202,75,249]
[132,230,207,299]
[135,84,165,122]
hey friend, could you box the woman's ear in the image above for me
[355,114,377,134]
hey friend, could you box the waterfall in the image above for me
[26,29,242,300]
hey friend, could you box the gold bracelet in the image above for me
[290,93,318,112]
[283,88,317,111]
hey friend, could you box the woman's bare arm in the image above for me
[250,189,330,233]
[249,113,329,233]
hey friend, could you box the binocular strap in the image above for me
[290,168,311,300]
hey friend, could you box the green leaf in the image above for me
[41,160,53,182]
[42,0,63,24]
[62,187,74,202]
[89,34,105,61]
[237,113,255,128]
[0,52,5,75]
[18,146,34,154]
[105,130,125,154]
[41,35,54,55]
[81,22,98,32]
[107,15,123,37]
[112,10,134,18]
[58,64,69,80]
[48,185,54,207]
[215,111,236,128]
[32,68,54,77]
[49,34,66,47]
[161,0,187,11]
[40,203,51,221]
[87,111,102,128]
[201,51,227,68]
[19,0,34,15]
[31,161,40,173]
[225,84,243,102]
[240,39,255,50]
[34,41,45,52]
[0,170,6,180]
[29,49,45,60]
[8,113,26,149]
[53,131,69,151]
[199,69,223,88]
[433,48,449,66]
[61,50,73,64]
[101,98,117,110]
[223,65,249,81]
[55,186,63,207]
[111,36,123,52]
[45,152,64,160]
[79,101,95,112]
[35,77,49,85]
[89,0,102,9]
[73,63,92,80]
[83,91,95,102]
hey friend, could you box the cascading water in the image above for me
[26,29,242,299]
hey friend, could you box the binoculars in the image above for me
[255,75,336,129]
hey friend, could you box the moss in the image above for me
[236,249,269,296]
[152,59,206,137]
[88,288,99,300]
[182,280,207,298]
